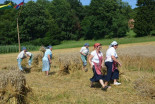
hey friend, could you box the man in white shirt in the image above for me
[80,43,89,72]
[104,41,122,86]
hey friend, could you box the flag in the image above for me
[14,0,24,9]
[0,3,12,9]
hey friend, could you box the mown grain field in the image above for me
[0,42,155,104]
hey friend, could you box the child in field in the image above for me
[80,43,89,72]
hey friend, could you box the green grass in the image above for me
[0,36,155,54]
[126,30,137,37]
[53,36,155,49]
[0,45,40,54]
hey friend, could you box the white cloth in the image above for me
[109,41,118,48]
[26,52,32,57]
[80,47,89,55]
[17,50,26,59]
[91,50,103,65]
[105,47,118,62]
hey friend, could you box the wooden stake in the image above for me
[17,18,21,52]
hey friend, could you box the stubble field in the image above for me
[0,42,155,104]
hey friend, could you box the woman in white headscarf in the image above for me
[104,41,122,88]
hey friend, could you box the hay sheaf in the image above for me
[0,70,31,104]
[133,76,155,99]
[31,53,43,72]
[39,46,46,54]
[57,52,83,75]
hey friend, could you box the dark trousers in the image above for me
[105,62,119,81]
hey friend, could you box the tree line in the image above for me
[0,0,154,46]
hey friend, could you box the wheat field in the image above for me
[0,42,155,104]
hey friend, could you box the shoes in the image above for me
[90,84,94,88]
[114,82,121,85]
[101,86,108,91]
[85,68,88,72]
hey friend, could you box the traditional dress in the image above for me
[42,49,52,71]
[80,46,89,66]
[90,50,105,82]
[105,47,119,81]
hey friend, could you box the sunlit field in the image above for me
[0,42,155,104]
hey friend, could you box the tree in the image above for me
[81,0,129,39]
[134,0,155,36]
[0,9,17,45]
[48,0,81,40]
[19,1,48,43]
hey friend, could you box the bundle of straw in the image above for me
[57,52,83,75]
[0,70,30,104]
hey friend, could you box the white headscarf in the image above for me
[109,41,118,48]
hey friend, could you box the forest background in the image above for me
[0,0,154,46]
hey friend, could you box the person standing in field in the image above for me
[88,43,107,91]
[26,52,33,66]
[17,47,27,71]
[104,41,121,87]
[80,43,89,72]
[42,46,52,76]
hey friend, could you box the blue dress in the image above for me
[42,49,52,71]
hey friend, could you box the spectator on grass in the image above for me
[88,43,107,91]
[17,47,27,71]
[26,52,33,66]
[42,45,52,76]
[80,43,89,72]
[104,41,122,87]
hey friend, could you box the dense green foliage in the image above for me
[134,0,155,36]
[0,0,154,46]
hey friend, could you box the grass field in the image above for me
[0,42,155,104]
[53,36,155,49]
[0,36,155,54]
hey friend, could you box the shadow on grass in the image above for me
[23,67,31,73]
[49,71,56,76]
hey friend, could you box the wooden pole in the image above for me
[17,18,21,52]
[16,5,23,52]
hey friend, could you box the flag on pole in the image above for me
[0,3,12,9]
[14,0,24,9]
